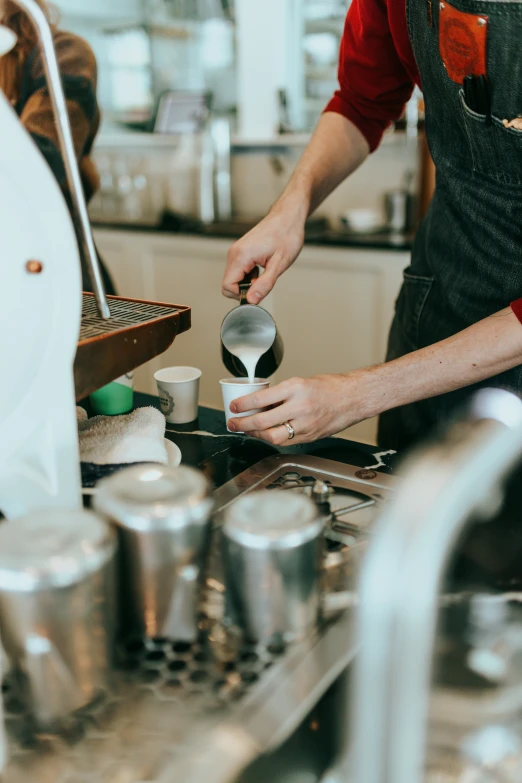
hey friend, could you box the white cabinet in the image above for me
[132,234,275,408]
[94,228,408,445]
[95,230,276,406]
[272,245,407,444]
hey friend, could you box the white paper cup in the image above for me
[220,378,270,433]
[155,367,202,424]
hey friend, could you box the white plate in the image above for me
[82,438,182,496]
[165,438,182,467]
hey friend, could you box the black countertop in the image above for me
[305,229,414,252]
[83,393,522,592]
[129,392,397,491]
[92,215,415,253]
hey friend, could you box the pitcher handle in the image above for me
[239,272,252,305]
[238,267,261,305]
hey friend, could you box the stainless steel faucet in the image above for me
[12,0,110,319]
[352,388,522,783]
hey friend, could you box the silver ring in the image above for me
[283,421,295,441]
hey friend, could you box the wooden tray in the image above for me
[74,293,191,401]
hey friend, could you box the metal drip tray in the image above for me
[74,293,191,400]
[1,631,285,783]
[213,454,395,547]
[79,296,187,340]
[1,456,396,783]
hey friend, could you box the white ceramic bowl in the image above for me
[340,208,384,234]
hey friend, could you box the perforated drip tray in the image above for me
[1,621,286,783]
[117,629,283,703]
[74,293,191,401]
[1,455,396,783]
[79,295,187,341]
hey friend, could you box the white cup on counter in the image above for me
[155,367,202,424]
[220,378,270,433]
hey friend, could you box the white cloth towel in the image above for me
[77,406,168,465]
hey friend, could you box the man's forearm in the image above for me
[359,308,522,419]
[271,112,370,222]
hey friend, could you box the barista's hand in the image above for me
[227,372,373,445]
[222,208,305,305]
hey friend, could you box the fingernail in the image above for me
[251,292,262,304]
[228,420,237,430]
[230,403,238,414]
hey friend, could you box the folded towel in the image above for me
[78,406,168,469]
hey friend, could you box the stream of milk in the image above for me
[228,344,263,382]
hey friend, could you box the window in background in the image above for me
[106,28,153,119]
[146,1,237,117]
[303,0,349,130]
[56,0,237,129]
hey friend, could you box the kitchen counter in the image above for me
[305,228,414,252]
[91,216,415,252]
[121,392,398,491]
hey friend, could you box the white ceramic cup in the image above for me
[220,378,270,433]
[155,367,202,424]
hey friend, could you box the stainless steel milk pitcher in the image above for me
[221,272,284,379]
[0,509,117,729]
[221,490,325,644]
[95,464,214,643]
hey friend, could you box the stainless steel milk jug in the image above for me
[221,272,284,379]
[95,464,214,643]
[0,509,117,728]
[221,490,325,644]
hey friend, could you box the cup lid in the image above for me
[94,465,213,532]
[0,510,116,592]
[223,491,324,550]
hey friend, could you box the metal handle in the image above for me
[13,0,110,319]
[238,272,253,305]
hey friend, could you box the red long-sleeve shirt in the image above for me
[324,0,419,152]
[324,0,522,320]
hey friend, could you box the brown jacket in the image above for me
[15,29,101,201]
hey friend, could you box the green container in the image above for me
[90,372,134,416]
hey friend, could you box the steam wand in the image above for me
[13,0,110,319]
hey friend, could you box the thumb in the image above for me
[247,255,284,304]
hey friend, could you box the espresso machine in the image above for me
[0,9,83,519]
[352,388,522,783]
[0,0,190,520]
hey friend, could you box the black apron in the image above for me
[378,0,522,451]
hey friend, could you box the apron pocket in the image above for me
[459,91,522,186]
[395,267,434,351]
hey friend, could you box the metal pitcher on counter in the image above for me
[221,271,284,379]
[0,509,117,729]
[95,464,214,644]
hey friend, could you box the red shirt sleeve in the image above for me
[324,0,415,152]
[510,299,522,324]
